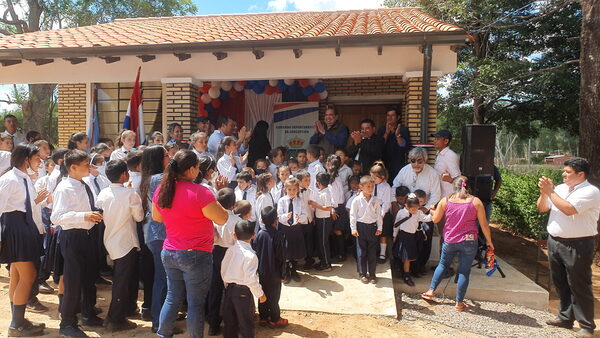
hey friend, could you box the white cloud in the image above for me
[267,0,384,12]
[247,4,260,12]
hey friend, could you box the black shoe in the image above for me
[81,315,103,327]
[208,325,221,336]
[360,275,369,284]
[370,276,377,284]
[105,319,137,332]
[403,274,415,287]
[126,308,140,318]
[283,274,291,284]
[95,276,112,285]
[315,263,332,272]
[8,324,44,337]
[152,326,183,335]
[26,299,49,313]
[575,328,594,337]
[141,308,152,321]
[377,256,387,264]
[94,307,103,315]
[23,319,45,330]
[545,318,573,329]
[38,281,55,294]
[291,271,301,282]
[99,267,113,277]
[59,325,87,337]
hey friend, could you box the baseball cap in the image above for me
[430,130,452,140]
[197,116,209,123]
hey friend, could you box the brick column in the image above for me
[404,77,438,162]
[164,82,199,141]
[57,83,87,148]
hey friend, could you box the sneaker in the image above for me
[105,319,137,332]
[268,318,289,328]
[59,325,87,337]
[315,264,332,272]
[126,308,140,318]
[80,315,103,327]
[8,324,44,337]
[26,299,49,313]
[207,325,221,336]
[95,276,112,285]
[23,319,45,330]
[38,281,55,294]
[360,275,369,284]
[377,256,387,264]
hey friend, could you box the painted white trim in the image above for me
[85,83,92,134]
[403,71,445,79]
[160,77,202,86]
[328,94,404,105]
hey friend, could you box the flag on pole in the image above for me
[87,84,100,151]
[123,66,145,145]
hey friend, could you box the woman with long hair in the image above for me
[151,149,228,337]
[247,120,271,169]
[67,132,88,151]
[421,176,495,311]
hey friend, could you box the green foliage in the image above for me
[492,168,562,238]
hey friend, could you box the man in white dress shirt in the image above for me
[431,130,461,198]
[1,114,27,148]
[537,157,599,337]
[392,147,441,209]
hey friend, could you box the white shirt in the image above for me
[217,153,242,182]
[109,146,130,161]
[235,184,256,223]
[339,164,352,193]
[374,181,393,216]
[270,181,285,205]
[192,148,214,161]
[96,183,144,260]
[37,166,47,179]
[311,187,332,219]
[83,173,111,197]
[51,177,97,230]
[299,187,314,223]
[393,208,432,236]
[547,180,600,238]
[128,171,142,195]
[0,167,44,234]
[221,240,264,298]
[268,162,280,178]
[329,178,345,206]
[277,195,307,226]
[435,147,461,198]
[307,161,325,191]
[392,164,441,209]
[46,168,63,210]
[345,190,358,210]
[34,174,50,192]
[0,150,11,175]
[350,193,382,232]
[201,179,218,197]
[1,130,26,147]
[214,210,242,248]
[254,192,275,229]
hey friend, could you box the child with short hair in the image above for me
[335,149,352,193]
[350,160,362,177]
[277,177,307,283]
[412,189,434,276]
[287,158,299,176]
[296,149,308,170]
[234,200,253,220]
[350,176,382,284]
[235,171,256,223]
[221,220,266,338]
[190,132,213,160]
[268,147,286,178]
[110,130,136,161]
[327,155,348,262]
[345,175,361,202]
[306,145,325,191]
[83,152,111,197]
[309,172,334,271]
[370,162,394,264]
[126,150,143,194]
[254,173,276,232]
[253,206,288,328]
[393,193,432,286]
[295,170,315,270]
[96,159,144,332]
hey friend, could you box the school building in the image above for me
[0,7,469,149]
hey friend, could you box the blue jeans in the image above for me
[158,249,212,338]
[147,240,167,329]
[429,240,478,302]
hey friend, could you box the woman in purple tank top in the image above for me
[421,176,494,311]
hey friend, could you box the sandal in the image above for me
[420,292,434,301]
[455,302,469,311]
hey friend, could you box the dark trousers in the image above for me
[548,236,596,330]
[207,245,227,328]
[315,217,333,265]
[356,222,378,277]
[107,249,139,324]
[137,222,154,311]
[28,234,44,303]
[38,208,53,283]
[301,222,315,263]
[258,277,281,322]
[223,284,255,338]
[413,224,434,272]
[59,228,99,328]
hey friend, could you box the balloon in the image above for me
[201,94,212,104]
[199,86,208,94]
[319,90,328,99]
[211,98,221,108]
[219,89,229,100]
[244,81,253,89]
[208,87,220,99]
[202,82,211,90]
[199,107,207,115]
[309,79,319,86]
[221,81,233,91]
[237,81,247,86]
[301,86,314,96]
[308,92,321,101]
[233,82,244,92]
[314,82,326,93]
[299,79,310,88]
[229,89,238,98]
[284,79,295,86]
[253,85,265,94]
[268,79,279,87]
[205,104,214,114]
[258,80,269,87]
[211,81,221,89]
[277,80,286,91]
[265,85,276,95]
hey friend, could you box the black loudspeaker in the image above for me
[461,124,496,177]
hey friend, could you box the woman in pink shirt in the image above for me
[152,150,228,338]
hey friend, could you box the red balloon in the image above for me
[229,90,238,99]
[299,79,310,88]
[264,85,275,95]
[199,107,208,116]
[308,92,321,101]
[199,100,205,108]
[237,81,247,86]
[212,98,221,108]
[199,87,208,94]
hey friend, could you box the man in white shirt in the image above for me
[1,114,27,149]
[537,157,599,337]
[431,130,461,198]
[392,147,441,209]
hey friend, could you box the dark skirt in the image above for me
[393,230,417,261]
[0,211,43,264]
[381,212,394,238]
[278,223,306,260]
[332,205,350,232]
[44,226,64,280]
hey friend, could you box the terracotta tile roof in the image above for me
[0,8,463,50]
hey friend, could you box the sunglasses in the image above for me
[410,159,425,164]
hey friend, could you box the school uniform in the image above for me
[201,178,218,197]
[392,209,431,261]
[34,173,53,282]
[307,160,325,191]
[217,153,242,187]
[96,183,145,325]
[253,224,285,323]
[374,181,394,238]
[338,164,352,193]
[83,173,111,198]
[235,184,257,222]
[254,192,275,232]
[268,162,280,178]
[221,240,264,338]
[270,181,285,206]
[50,177,101,327]
[277,195,307,260]
[83,172,113,277]
[109,146,131,161]
[414,216,435,272]
[312,187,333,266]
[192,148,215,161]
[128,171,142,194]
[0,150,11,175]
[298,187,315,265]
[208,211,242,331]
[350,193,382,277]
[330,177,347,232]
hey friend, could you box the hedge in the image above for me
[491,168,563,239]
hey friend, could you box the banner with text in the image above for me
[273,102,318,156]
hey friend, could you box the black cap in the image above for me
[197,116,209,123]
[430,130,452,140]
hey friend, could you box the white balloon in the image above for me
[284,79,295,86]
[208,87,220,99]
[319,90,328,99]
[201,94,212,104]
[269,79,279,87]
[309,79,319,86]
[221,81,233,91]
[233,83,244,92]
[211,81,221,89]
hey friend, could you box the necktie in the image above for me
[243,190,247,200]
[301,188,306,194]
[280,184,285,198]
[83,182,99,211]
[93,177,101,195]
[374,184,378,197]
[23,178,36,227]
[288,198,294,225]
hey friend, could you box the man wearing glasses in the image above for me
[392,147,441,209]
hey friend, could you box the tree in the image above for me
[0,0,197,143]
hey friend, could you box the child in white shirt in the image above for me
[234,172,256,223]
[370,161,393,264]
[296,170,314,270]
[254,172,276,232]
[277,177,307,283]
[309,172,334,271]
[306,145,325,191]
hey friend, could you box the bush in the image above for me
[491,168,562,238]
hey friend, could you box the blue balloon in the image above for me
[258,80,268,87]
[253,85,265,94]
[244,81,253,89]
[301,86,315,97]
[205,104,214,113]
[277,80,286,91]
[314,82,326,93]
[219,89,229,100]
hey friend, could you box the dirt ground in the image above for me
[1,223,598,337]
